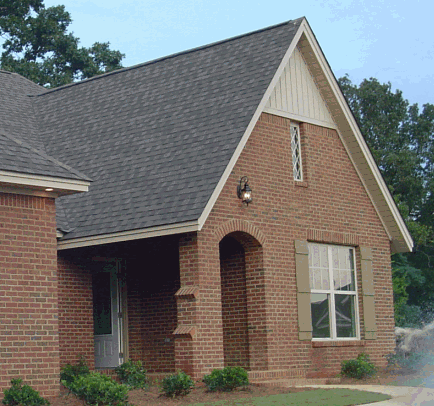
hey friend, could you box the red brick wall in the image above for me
[127,238,180,373]
[183,113,395,377]
[0,193,59,398]
[220,236,249,369]
[57,255,94,370]
[141,288,177,373]
[52,113,396,380]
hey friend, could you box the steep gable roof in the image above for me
[31,18,304,245]
[2,18,411,253]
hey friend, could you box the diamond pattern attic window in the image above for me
[291,123,303,181]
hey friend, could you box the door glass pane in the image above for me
[335,294,356,338]
[311,293,330,338]
[93,272,112,335]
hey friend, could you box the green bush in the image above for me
[63,372,129,406]
[2,378,50,406]
[60,356,90,385]
[202,367,249,392]
[341,353,377,379]
[115,359,148,389]
[161,371,195,398]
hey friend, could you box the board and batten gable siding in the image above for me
[264,46,335,129]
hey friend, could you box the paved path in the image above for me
[301,384,434,406]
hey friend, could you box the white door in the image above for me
[93,261,122,368]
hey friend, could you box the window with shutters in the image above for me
[309,243,360,340]
[290,123,303,181]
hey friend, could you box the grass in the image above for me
[188,388,391,406]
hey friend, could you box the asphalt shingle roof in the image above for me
[0,71,91,181]
[4,19,303,240]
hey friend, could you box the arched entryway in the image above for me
[219,231,267,371]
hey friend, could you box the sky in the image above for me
[42,0,433,107]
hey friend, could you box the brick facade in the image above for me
[56,113,394,380]
[220,236,249,369]
[57,256,94,369]
[0,193,59,398]
[174,113,395,378]
[9,112,395,390]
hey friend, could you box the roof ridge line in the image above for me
[31,18,303,96]
[0,130,91,182]
[0,70,47,93]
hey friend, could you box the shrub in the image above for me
[161,371,195,398]
[202,367,249,392]
[115,359,148,389]
[60,356,90,386]
[64,372,129,406]
[2,378,50,406]
[341,353,377,379]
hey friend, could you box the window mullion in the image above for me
[328,246,337,339]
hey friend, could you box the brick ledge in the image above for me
[312,340,365,348]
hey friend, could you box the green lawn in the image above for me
[189,388,391,406]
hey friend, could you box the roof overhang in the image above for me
[0,170,90,198]
[57,220,200,250]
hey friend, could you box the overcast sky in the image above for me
[43,0,433,106]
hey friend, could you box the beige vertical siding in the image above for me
[265,47,335,127]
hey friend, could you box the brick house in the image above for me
[0,17,412,397]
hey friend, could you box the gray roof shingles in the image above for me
[5,19,302,240]
[0,71,91,181]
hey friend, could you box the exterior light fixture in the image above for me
[237,176,252,205]
[45,188,54,192]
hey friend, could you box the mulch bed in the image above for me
[50,382,315,406]
[50,366,427,406]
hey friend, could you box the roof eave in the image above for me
[57,220,200,250]
[0,170,90,198]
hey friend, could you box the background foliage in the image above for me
[339,76,434,327]
[0,0,124,87]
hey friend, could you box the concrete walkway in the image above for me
[300,384,434,406]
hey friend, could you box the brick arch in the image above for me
[217,221,269,371]
[214,220,267,247]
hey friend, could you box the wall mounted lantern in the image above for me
[237,176,252,205]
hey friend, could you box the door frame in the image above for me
[92,257,128,367]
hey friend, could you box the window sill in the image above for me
[312,340,365,348]
[294,180,308,188]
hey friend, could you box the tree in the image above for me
[0,0,124,87]
[339,76,434,326]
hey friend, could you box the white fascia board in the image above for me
[197,20,306,230]
[0,170,90,195]
[300,22,413,252]
[57,221,200,250]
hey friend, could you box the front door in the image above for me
[93,261,123,368]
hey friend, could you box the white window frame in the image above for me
[290,123,303,181]
[309,243,360,341]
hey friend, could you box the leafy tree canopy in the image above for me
[0,0,124,87]
[339,76,434,326]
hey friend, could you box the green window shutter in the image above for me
[360,247,377,340]
[295,240,312,340]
